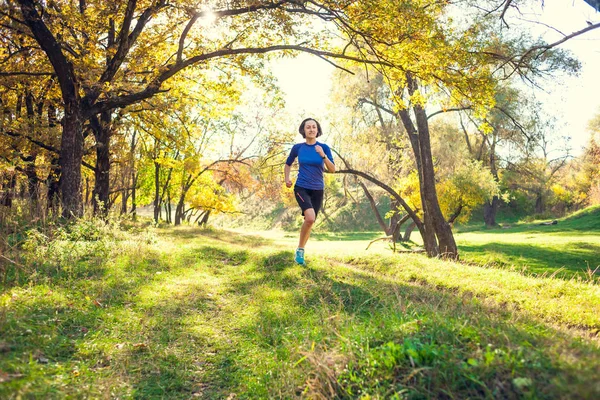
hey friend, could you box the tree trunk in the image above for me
[23,90,39,206]
[199,210,211,227]
[392,221,402,243]
[121,191,129,215]
[358,181,390,235]
[46,106,60,213]
[0,173,16,207]
[18,0,84,218]
[484,140,500,227]
[194,210,206,224]
[411,85,458,259]
[59,108,85,218]
[120,162,129,215]
[535,193,544,214]
[174,196,185,225]
[174,173,193,226]
[447,204,464,225]
[130,131,138,219]
[47,155,60,213]
[397,106,439,258]
[403,222,417,242]
[165,191,172,224]
[389,200,403,239]
[23,156,38,202]
[131,171,138,220]
[91,112,112,216]
[153,160,161,223]
[483,196,499,227]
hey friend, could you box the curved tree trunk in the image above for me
[404,74,458,259]
[332,147,436,255]
[199,210,211,227]
[358,180,391,235]
[398,110,439,257]
[403,221,417,242]
[336,168,436,255]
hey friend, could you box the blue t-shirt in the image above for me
[285,142,334,190]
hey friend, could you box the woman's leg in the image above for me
[298,208,316,248]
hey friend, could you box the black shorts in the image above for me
[294,185,324,217]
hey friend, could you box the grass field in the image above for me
[1,211,599,399]
[456,206,600,280]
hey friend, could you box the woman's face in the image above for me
[304,120,318,138]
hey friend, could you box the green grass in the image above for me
[455,205,600,280]
[1,222,599,399]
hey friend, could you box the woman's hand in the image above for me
[315,145,325,158]
[285,179,292,188]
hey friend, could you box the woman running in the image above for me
[284,118,335,265]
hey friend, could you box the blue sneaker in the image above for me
[294,248,305,265]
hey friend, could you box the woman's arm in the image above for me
[324,157,335,173]
[315,144,336,173]
[284,164,293,187]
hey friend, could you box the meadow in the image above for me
[456,206,600,281]
[0,208,599,398]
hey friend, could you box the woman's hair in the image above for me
[298,118,323,138]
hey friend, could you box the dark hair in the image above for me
[298,118,322,138]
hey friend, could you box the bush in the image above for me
[1,213,154,287]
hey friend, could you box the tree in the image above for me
[327,69,419,241]
[5,0,363,217]
[551,109,600,210]
[326,0,583,258]
[455,86,550,226]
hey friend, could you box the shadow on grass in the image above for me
[464,225,600,237]
[310,231,382,241]
[459,242,600,280]
[4,238,600,399]
[196,246,249,267]
[161,227,273,248]
[212,254,600,398]
[458,207,600,236]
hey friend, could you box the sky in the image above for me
[269,0,600,155]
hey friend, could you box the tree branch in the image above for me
[88,44,395,116]
[358,97,396,116]
[99,0,138,84]
[0,71,54,76]
[336,168,421,227]
[2,130,94,171]
[427,106,472,120]
[16,0,79,106]
[518,22,600,66]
